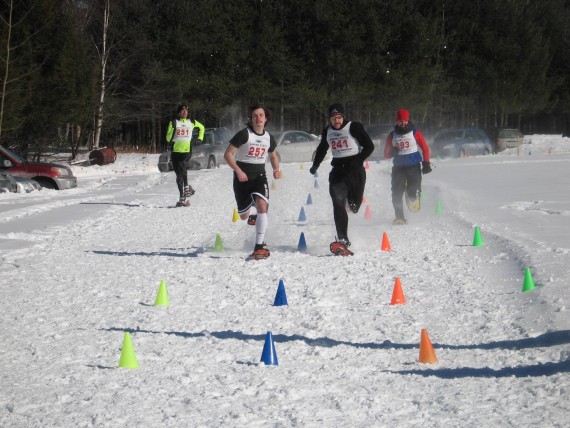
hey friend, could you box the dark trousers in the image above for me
[391,163,422,219]
[171,152,191,198]
[329,164,366,241]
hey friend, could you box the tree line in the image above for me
[1,0,569,158]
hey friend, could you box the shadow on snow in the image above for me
[90,247,205,258]
[102,327,570,377]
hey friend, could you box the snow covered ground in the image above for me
[1,135,569,427]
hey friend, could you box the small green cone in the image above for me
[118,332,139,369]
[154,280,169,306]
[472,226,484,246]
[435,200,443,215]
[522,267,536,292]
[214,233,224,252]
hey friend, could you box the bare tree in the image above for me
[91,0,111,148]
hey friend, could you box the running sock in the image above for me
[255,213,268,245]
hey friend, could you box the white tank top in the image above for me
[391,130,419,155]
[326,122,360,158]
[171,119,194,142]
[235,128,271,164]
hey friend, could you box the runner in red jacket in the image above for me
[384,109,431,225]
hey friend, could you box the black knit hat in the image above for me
[328,103,345,117]
[177,105,189,112]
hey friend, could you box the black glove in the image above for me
[309,166,318,175]
[422,161,432,174]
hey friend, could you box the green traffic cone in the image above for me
[214,233,224,252]
[472,226,484,246]
[435,200,443,215]
[118,332,139,369]
[154,280,169,306]
[522,267,536,292]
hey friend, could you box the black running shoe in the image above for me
[250,242,270,259]
[184,186,195,197]
[247,214,257,225]
[348,201,359,213]
[330,240,354,256]
[176,198,189,207]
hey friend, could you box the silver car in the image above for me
[158,127,232,172]
[0,170,42,193]
[272,130,321,163]
[431,128,493,158]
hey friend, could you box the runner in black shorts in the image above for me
[224,104,281,259]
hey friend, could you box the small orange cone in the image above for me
[381,232,391,252]
[362,195,367,204]
[364,205,372,220]
[365,161,370,169]
[418,329,438,364]
[390,277,406,305]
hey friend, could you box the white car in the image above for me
[272,130,323,163]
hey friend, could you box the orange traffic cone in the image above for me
[418,329,438,364]
[364,205,372,220]
[381,232,392,252]
[390,277,406,305]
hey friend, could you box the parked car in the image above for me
[158,127,232,172]
[0,170,42,193]
[430,128,493,158]
[0,145,77,189]
[364,123,393,160]
[486,128,524,152]
[0,170,17,193]
[272,130,322,163]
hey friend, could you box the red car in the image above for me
[0,145,77,190]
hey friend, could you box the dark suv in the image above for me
[430,128,493,158]
[158,127,232,172]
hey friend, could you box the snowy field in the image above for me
[1,135,569,427]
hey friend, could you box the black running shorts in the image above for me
[233,172,269,214]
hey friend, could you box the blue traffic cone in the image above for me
[306,193,313,205]
[298,206,307,221]
[260,331,278,365]
[273,279,288,306]
[297,232,307,252]
[314,179,319,189]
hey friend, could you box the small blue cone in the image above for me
[306,193,312,205]
[314,179,319,189]
[297,232,307,252]
[273,279,288,306]
[260,331,278,365]
[314,171,319,178]
[298,206,307,221]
